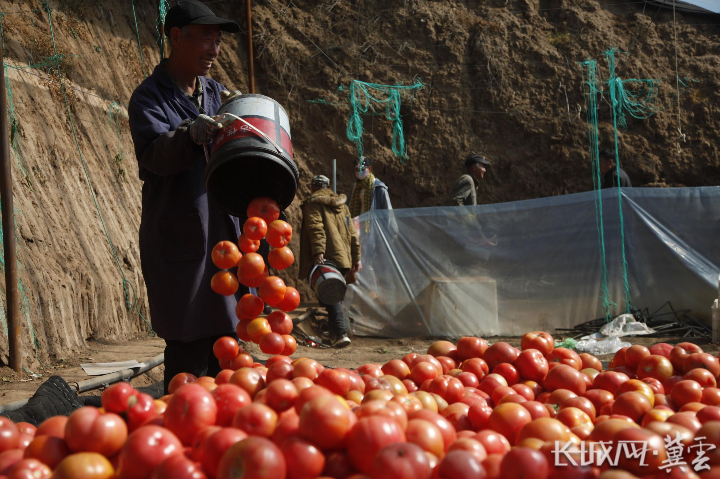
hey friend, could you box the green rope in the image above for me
[156,0,170,53]
[43,2,154,335]
[580,59,615,321]
[310,79,424,162]
[131,0,147,78]
[606,48,659,314]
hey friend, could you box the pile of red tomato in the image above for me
[209,197,300,357]
[1,334,719,478]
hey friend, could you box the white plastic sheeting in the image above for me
[344,187,720,338]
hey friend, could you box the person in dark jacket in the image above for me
[348,156,392,217]
[128,0,242,393]
[600,149,632,189]
[448,154,489,206]
[300,175,361,348]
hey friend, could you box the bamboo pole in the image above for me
[246,0,255,93]
[0,43,22,373]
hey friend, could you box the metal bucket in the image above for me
[308,261,347,305]
[206,94,299,216]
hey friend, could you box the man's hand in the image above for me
[314,254,325,265]
[189,114,223,145]
[352,261,362,273]
[221,90,243,103]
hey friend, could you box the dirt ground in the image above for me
[0,304,716,406]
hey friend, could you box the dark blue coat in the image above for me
[128,65,245,342]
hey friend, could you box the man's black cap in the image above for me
[465,154,490,168]
[164,0,240,34]
[358,156,372,168]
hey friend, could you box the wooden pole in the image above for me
[159,0,167,59]
[246,0,255,93]
[0,43,22,373]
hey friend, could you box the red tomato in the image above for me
[219,436,286,478]
[544,364,586,395]
[670,346,691,372]
[266,311,293,335]
[371,442,431,479]
[649,342,673,358]
[591,371,629,396]
[429,376,465,404]
[456,337,489,360]
[609,347,629,368]
[238,234,261,254]
[117,426,184,478]
[247,318,272,343]
[210,271,239,296]
[232,403,278,437]
[488,403,532,445]
[238,253,265,279]
[265,379,298,412]
[612,391,652,423]
[213,336,240,363]
[259,332,285,355]
[483,342,519,370]
[316,369,352,397]
[410,362,440,385]
[8,458,51,479]
[462,358,489,382]
[237,294,264,319]
[268,247,294,270]
[293,358,324,381]
[683,353,720,377]
[258,276,287,307]
[685,368,717,388]
[53,453,114,479]
[229,368,266,398]
[437,450,486,479]
[579,353,603,371]
[65,407,127,457]
[546,347,582,370]
[624,345,651,369]
[383,359,411,380]
[322,451,353,479]
[127,392,164,432]
[267,360,294,383]
[671,380,703,407]
[428,341,458,358]
[229,353,255,371]
[24,435,70,469]
[247,197,281,224]
[499,446,549,478]
[347,416,406,474]
[636,354,673,384]
[640,377,665,394]
[520,331,554,356]
[164,384,218,445]
[0,418,19,453]
[522,400,551,420]
[101,382,138,414]
[198,428,247,478]
[244,217,268,241]
[561,396,596,421]
[613,427,668,475]
[492,363,519,386]
[211,241,241,269]
[212,383,252,426]
[457,372,480,389]
[0,449,24,475]
[266,220,292,248]
[514,349,549,383]
[150,454,205,479]
[405,419,444,457]
[702,387,720,406]
[277,287,301,312]
[298,396,354,451]
[281,437,326,479]
[408,410,457,452]
[615,379,655,407]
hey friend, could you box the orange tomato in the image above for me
[237,234,260,253]
[247,318,272,343]
[211,241,241,269]
[243,217,268,241]
[268,247,295,270]
[258,276,287,307]
[210,271,239,296]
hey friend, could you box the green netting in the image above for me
[580,49,661,320]
[580,59,615,321]
[156,0,170,54]
[310,79,424,162]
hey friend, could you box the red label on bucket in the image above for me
[212,117,293,159]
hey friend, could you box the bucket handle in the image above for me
[217,113,283,154]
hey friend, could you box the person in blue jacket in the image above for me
[128,0,242,393]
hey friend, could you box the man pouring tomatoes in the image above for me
[128,0,244,393]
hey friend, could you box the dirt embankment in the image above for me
[0,0,717,368]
